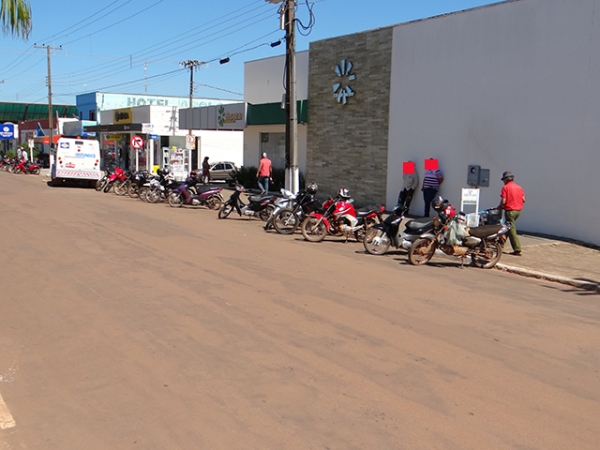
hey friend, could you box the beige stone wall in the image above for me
[307,27,393,207]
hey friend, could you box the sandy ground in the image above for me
[0,173,598,450]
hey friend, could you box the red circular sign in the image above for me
[130,135,145,149]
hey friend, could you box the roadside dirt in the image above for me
[0,174,598,449]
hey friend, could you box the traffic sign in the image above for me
[130,135,145,149]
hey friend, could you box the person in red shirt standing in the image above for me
[497,171,526,256]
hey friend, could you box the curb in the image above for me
[495,263,600,292]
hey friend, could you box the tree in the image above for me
[1,0,32,39]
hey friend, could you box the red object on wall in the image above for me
[403,161,415,174]
[424,158,438,171]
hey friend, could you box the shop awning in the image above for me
[33,135,61,144]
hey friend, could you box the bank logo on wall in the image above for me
[333,59,356,105]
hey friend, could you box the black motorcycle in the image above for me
[270,189,321,234]
[218,183,276,221]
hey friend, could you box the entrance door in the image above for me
[260,132,285,169]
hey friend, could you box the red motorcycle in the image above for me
[102,167,127,193]
[13,159,41,175]
[301,188,385,242]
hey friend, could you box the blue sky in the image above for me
[0,0,500,105]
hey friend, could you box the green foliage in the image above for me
[228,165,306,192]
[5,150,16,158]
[228,166,258,189]
[1,0,32,39]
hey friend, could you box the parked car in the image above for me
[209,161,237,182]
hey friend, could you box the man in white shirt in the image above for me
[398,170,419,211]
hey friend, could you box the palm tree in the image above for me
[1,0,32,39]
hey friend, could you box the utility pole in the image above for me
[268,0,299,193]
[35,44,62,153]
[284,0,298,193]
[179,60,203,136]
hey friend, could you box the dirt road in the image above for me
[0,174,598,449]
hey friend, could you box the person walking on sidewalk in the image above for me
[497,171,526,256]
[256,152,272,195]
[422,165,444,217]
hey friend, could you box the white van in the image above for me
[51,138,102,187]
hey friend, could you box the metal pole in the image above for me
[35,44,61,153]
[284,0,299,193]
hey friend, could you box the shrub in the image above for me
[228,166,306,192]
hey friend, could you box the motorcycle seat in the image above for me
[196,184,219,193]
[468,224,503,238]
[248,194,275,203]
[405,218,433,231]
[357,205,382,216]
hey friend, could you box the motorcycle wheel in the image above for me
[408,238,437,265]
[272,209,299,235]
[32,168,40,175]
[168,193,183,207]
[301,217,328,242]
[138,187,149,201]
[471,241,502,269]
[206,194,222,210]
[95,177,107,191]
[354,217,378,243]
[114,181,128,196]
[218,204,233,219]
[147,189,161,203]
[363,228,391,255]
[103,181,113,193]
[259,205,275,222]
[13,167,21,174]
[128,184,139,198]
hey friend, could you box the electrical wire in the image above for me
[52,1,269,81]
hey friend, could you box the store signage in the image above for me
[141,123,154,133]
[216,103,246,129]
[114,108,133,124]
[0,123,15,140]
[333,59,356,105]
[106,134,123,141]
[461,188,480,205]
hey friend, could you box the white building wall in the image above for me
[198,130,244,167]
[244,51,309,104]
[243,51,309,173]
[387,0,600,245]
[244,124,307,172]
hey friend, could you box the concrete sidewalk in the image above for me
[496,233,600,292]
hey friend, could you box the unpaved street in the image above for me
[0,174,598,450]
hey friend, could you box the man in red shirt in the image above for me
[256,152,272,195]
[497,171,526,255]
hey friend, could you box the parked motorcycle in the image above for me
[301,188,384,243]
[218,183,276,220]
[270,184,321,234]
[13,159,41,175]
[168,180,223,209]
[114,170,136,196]
[408,213,510,268]
[263,188,297,231]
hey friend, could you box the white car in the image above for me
[209,161,237,182]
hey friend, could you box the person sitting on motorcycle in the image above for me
[431,196,456,224]
[157,166,170,181]
[182,170,201,201]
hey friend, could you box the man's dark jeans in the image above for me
[423,188,438,217]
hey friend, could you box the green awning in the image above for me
[0,102,78,122]
[246,100,307,126]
